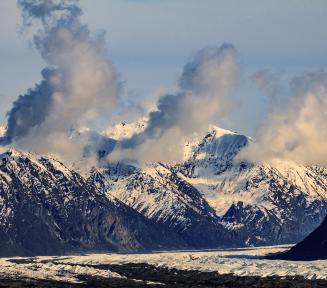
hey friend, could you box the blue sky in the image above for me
[0,0,327,135]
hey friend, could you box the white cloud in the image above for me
[239,72,327,166]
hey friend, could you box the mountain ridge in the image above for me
[96,121,327,246]
[0,148,188,256]
[0,122,326,255]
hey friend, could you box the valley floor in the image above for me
[0,245,327,287]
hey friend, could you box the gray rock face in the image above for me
[0,149,186,256]
[88,162,242,249]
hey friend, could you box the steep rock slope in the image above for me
[0,149,186,256]
[88,162,242,249]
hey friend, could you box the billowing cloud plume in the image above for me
[112,44,238,163]
[4,0,119,160]
[239,71,327,166]
[5,68,57,140]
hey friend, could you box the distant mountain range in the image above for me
[0,122,326,256]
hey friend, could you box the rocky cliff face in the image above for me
[88,162,242,249]
[0,149,187,256]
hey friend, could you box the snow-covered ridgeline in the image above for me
[0,118,327,252]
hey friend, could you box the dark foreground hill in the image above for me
[270,215,327,261]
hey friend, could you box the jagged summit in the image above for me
[207,125,238,137]
[183,125,249,169]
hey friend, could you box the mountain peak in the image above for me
[184,124,249,162]
[207,125,237,138]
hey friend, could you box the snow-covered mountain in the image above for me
[92,121,327,247]
[0,148,187,256]
[173,126,327,245]
[88,162,242,249]
[0,120,326,255]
